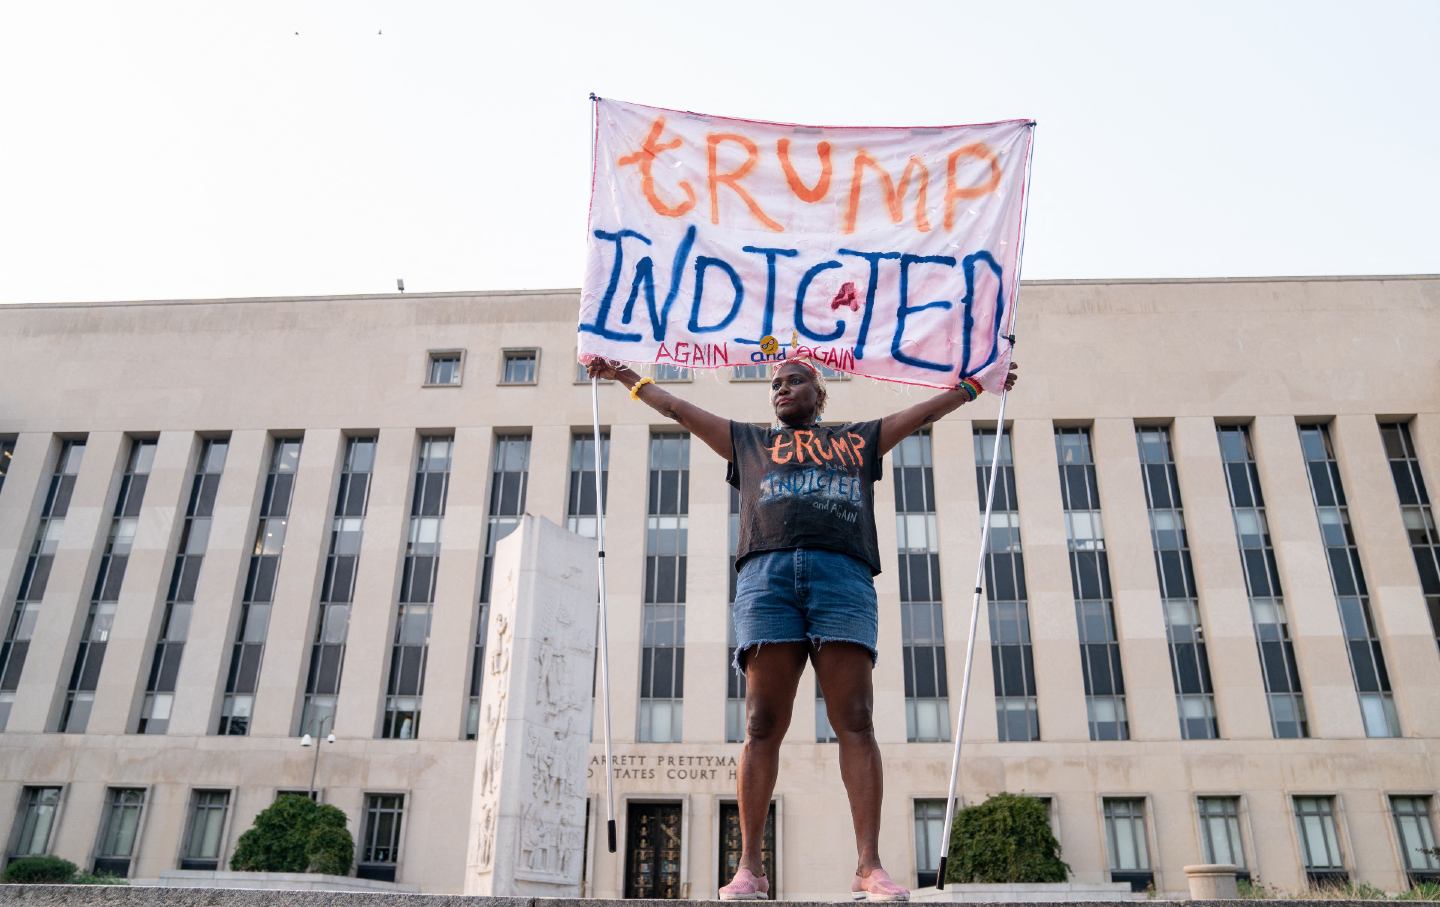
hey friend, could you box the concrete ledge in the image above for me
[2,890,1439,907]
[135,870,420,893]
[913,882,1145,901]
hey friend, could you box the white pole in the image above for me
[936,121,1036,889]
[590,376,618,853]
[934,383,1013,888]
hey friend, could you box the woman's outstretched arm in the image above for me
[877,362,1019,456]
[586,359,734,461]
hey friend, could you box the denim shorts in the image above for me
[731,548,879,671]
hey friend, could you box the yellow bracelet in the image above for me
[629,376,655,400]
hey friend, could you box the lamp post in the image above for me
[300,714,335,800]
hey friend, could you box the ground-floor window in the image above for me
[180,789,229,870]
[1390,796,1439,884]
[1103,797,1153,892]
[719,801,776,898]
[9,786,62,859]
[1293,796,1346,886]
[625,801,683,898]
[94,787,145,877]
[913,799,946,889]
[359,793,405,882]
[1197,796,1248,879]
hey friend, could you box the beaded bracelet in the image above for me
[957,377,983,402]
[629,376,655,400]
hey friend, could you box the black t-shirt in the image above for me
[726,419,886,576]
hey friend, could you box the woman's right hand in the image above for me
[585,358,625,382]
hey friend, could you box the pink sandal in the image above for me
[852,867,910,902]
[720,865,770,901]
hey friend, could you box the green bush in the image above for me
[944,793,1069,884]
[229,794,354,875]
[2,855,78,884]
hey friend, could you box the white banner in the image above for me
[578,99,1033,390]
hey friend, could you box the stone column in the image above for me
[89,430,193,735]
[170,430,268,736]
[466,515,597,896]
[1250,416,1361,738]
[1170,417,1270,739]
[253,428,341,738]
[1092,418,1175,741]
[1012,418,1088,741]
[932,418,995,744]
[12,431,124,732]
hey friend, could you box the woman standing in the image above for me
[586,355,1017,901]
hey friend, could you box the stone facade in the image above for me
[0,276,1436,898]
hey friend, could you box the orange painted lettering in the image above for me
[843,150,931,234]
[767,433,794,465]
[617,117,698,218]
[792,430,813,463]
[943,143,1002,229]
[777,137,832,203]
[811,433,834,462]
[846,431,868,467]
[707,133,784,232]
[830,435,853,468]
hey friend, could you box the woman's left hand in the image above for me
[1004,361,1019,391]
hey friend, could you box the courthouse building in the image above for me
[0,275,1436,898]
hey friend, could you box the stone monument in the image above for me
[464,514,597,896]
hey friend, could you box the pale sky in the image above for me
[2,0,1436,305]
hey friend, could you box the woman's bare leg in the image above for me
[735,642,808,877]
[812,642,886,877]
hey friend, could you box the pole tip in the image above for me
[936,856,947,889]
[608,819,617,853]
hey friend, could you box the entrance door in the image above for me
[625,801,683,898]
[719,801,777,899]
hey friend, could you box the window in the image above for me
[219,436,302,735]
[732,364,770,381]
[639,433,689,743]
[140,437,227,734]
[1294,796,1346,885]
[1057,427,1129,741]
[0,439,85,730]
[1391,796,1440,882]
[1217,424,1307,738]
[359,793,405,881]
[726,485,746,743]
[425,351,464,386]
[653,363,691,382]
[63,438,156,732]
[1197,797,1247,876]
[575,358,615,383]
[1137,427,1218,739]
[9,786,61,858]
[181,790,230,870]
[914,799,947,889]
[467,434,530,739]
[384,435,451,740]
[975,428,1038,742]
[1299,424,1399,736]
[566,432,610,539]
[94,788,146,877]
[500,349,538,385]
[897,431,950,742]
[0,438,15,495]
[1103,798,1153,891]
[301,436,375,737]
[815,676,837,743]
[1379,421,1440,652]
